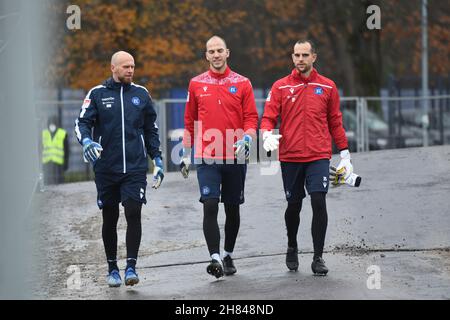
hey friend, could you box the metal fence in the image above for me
[35,94,450,182]
[363,95,450,151]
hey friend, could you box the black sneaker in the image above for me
[311,256,328,275]
[206,259,224,279]
[286,247,299,271]
[223,255,237,276]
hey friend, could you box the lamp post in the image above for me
[421,0,429,146]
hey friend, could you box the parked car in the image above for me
[335,108,424,153]
[405,111,450,146]
[429,112,450,145]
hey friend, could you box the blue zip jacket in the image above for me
[75,77,161,173]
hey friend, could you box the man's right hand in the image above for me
[180,147,191,179]
[262,131,282,152]
[82,138,103,163]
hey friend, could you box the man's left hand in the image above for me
[336,149,353,180]
[330,166,346,187]
[234,135,252,161]
[152,156,164,189]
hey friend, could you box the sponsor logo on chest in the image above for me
[101,97,115,108]
[286,88,299,103]
[199,86,211,98]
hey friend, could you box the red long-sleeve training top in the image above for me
[260,68,348,162]
[183,66,258,160]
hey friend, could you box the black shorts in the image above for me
[94,171,147,209]
[196,161,247,205]
[280,159,330,203]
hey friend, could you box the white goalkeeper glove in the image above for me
[336,149,353,180]
[329,165,361,188]
[262,131,282,152]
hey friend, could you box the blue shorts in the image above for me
[280,159,330,203]
[196,161,247,204]
[94,171,147,209]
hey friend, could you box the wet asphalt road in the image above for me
[36,145,450,299]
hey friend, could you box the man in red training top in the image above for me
[261,40,354,275]
[180,36,258,279]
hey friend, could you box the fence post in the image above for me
[356,98,361,152]
[356,98,365,152]
[364,98,369,152]
[158,100,168,171]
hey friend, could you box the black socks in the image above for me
[310,192,328,258]
[102,199,143,272]
[285,201,302,248]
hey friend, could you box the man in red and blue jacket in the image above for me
[261,40,354,275]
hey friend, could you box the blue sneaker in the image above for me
[107,269,122,287]
[124,267,139,286]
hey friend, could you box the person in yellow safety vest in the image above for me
[42,116,69,185]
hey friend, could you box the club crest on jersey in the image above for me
[203,86,208,92]
[289,88,295,94]
[314,87,323,95]
[132,97,140,105]
[229,86,237,94]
